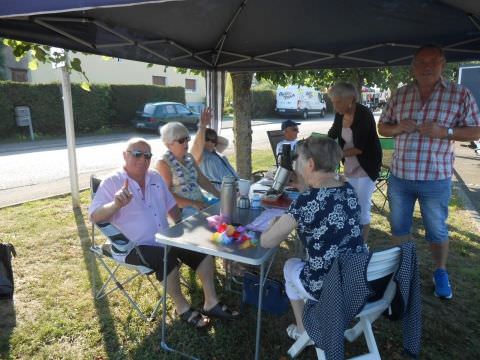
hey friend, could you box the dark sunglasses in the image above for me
[127,150,153,159]
[176,136,191,144]
[206,137,218,144]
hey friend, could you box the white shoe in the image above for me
[286,324,314,346]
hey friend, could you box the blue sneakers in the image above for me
[433,268,453,299]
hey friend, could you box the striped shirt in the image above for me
[379,79,480,180]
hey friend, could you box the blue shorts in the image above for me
[387,174,451,244]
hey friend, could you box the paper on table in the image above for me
[246,208,286,232]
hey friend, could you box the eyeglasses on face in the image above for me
[127,150,153,160]
[175,136,191,144]
[205,137,218,144]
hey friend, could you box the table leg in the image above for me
[160,245,169,351]
[159,246,200,360]
[254,262,265,360]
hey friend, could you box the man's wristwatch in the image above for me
[447,127,454,139]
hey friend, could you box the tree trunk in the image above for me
[231,72,253,179]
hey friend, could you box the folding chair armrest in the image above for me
[95,222,135,256]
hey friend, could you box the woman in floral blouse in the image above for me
[261,135,368,344]
[156,122,220,216]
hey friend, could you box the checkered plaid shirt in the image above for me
[379,79,480,180]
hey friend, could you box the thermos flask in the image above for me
[220,176,236,222]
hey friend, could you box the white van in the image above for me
[276,85,326,119]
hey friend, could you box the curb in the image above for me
[452,170,480,233]
[0,187,90,210]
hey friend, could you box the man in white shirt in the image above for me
[276,119,301,156]
[89,137,239,328]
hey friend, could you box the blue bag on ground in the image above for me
[242,271,289,315]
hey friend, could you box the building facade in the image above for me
[1,47,206,111]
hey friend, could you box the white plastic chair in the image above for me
[287,247,401,360]
[90,175,163,321]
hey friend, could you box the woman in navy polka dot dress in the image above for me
[261,136,368,344]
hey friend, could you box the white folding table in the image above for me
[156,203,277,360]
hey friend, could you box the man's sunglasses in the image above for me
[127,150,153,159]
[176,136,191,144]
[206,137,217,144]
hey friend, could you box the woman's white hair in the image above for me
[328,82,358,101]
[160,122,189,144]
[296,136,342,173]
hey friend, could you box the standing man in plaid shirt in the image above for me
[379,45,480,300]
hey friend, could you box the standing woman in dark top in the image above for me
[327,82,382,241]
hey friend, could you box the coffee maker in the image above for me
[267,143,294,198]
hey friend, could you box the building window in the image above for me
[152,75,166,86]
[185,78,197,92]
[11,68,28,82]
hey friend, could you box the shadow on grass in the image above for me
[73,207,122,359]
[128,224,401,360]
[0,299,16,358]
[128,266,243,359]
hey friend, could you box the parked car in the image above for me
[132,102,200,134]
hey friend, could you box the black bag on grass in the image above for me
[0,243,16,300]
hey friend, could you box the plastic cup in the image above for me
[238,179,251,196]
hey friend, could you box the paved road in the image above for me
[452,142,480,215]
[0,115,334,207]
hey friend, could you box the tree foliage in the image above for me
[257,63,462,95]
[3,39,91,90]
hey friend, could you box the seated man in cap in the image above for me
[276,119,301,156]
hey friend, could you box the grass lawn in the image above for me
[1,149,479,359]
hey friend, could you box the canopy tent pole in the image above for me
[59,51,80,208]
[206,70,225,133]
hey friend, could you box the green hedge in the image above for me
[110,85,185,126]
[72,84,112,133]
[0,82,112,136]
[0,82,185,138]
[251,89,276,118]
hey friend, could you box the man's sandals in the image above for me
[203,302,241,321]
[180,303,240,329]
[180,308,211,329]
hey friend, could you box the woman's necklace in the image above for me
[166,150,197,194]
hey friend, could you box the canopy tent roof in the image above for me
[1,0,480,71]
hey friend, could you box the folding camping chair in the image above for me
[372,137,394,213]
[267,130,285,165]
[287,247,401,360]
[89,175,162,321]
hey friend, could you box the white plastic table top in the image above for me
[155,202,276,266]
